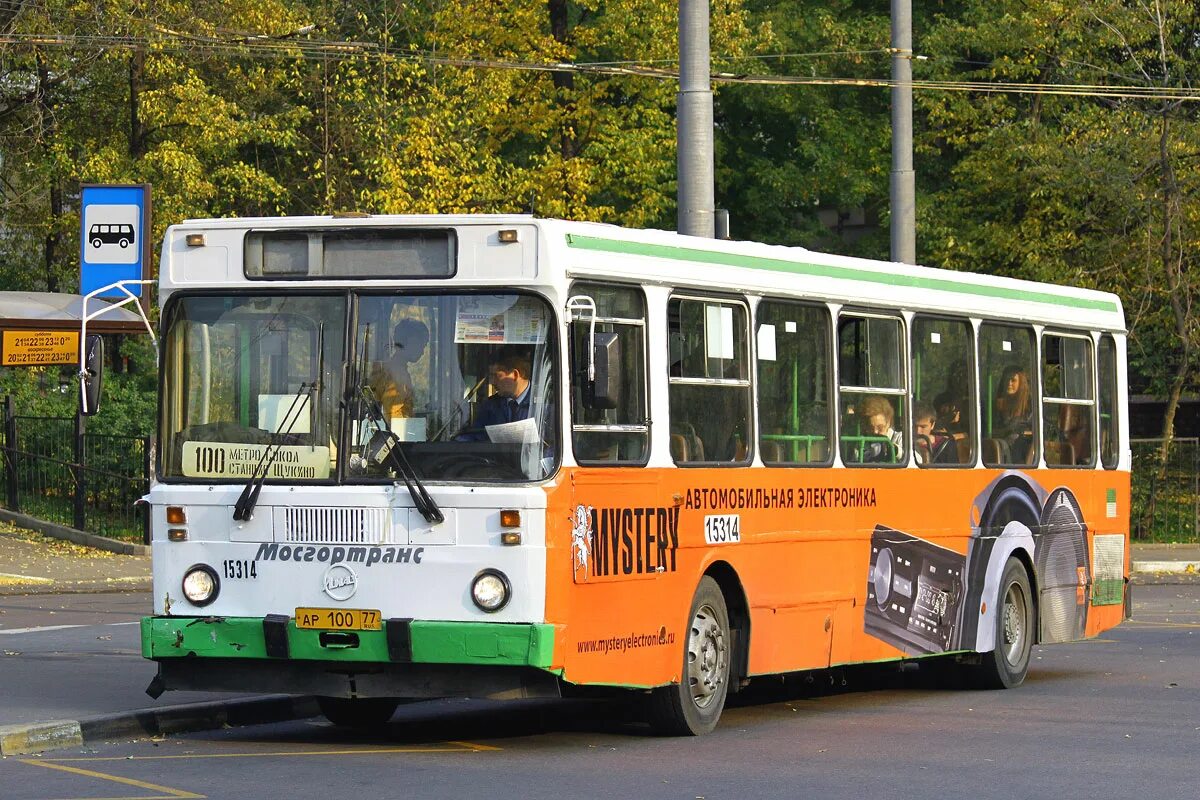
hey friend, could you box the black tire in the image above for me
[91,237,102,248]
[645,576,730,735]
[972,558,1034,689]
[317,697,400,728]
[119,237,130,248]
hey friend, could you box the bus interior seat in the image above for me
[982,438,1003,464]
[670,424,705,462]
[670,434,688,462]
[1044,440,1075,466]
[761,441,785,464]
[955,437,972,464]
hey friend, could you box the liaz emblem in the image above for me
[322,564,358,601]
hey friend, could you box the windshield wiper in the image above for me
[365,428,444,524]
[232,381,313,522]
[344,322,441,524]
[358,385,444,524]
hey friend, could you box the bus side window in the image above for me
[756,300,832,465]
[1098,335,1119,469]
[1042,333,1095,468]
[837,312,906,466]
[668,296,751,465]
[568,283,649,465]
[979,323,1038,467]
[911,316,975,467]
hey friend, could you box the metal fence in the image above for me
[0,397,150,542]
[1131,438,1200,543]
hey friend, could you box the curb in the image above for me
[1132,560,1199,575]
[0,576,153,596]
[0,508,150,556]
[0,695,319,757]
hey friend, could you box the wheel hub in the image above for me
[687,604,727,709]
[1002,583,1027,664]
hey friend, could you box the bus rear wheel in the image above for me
[645,576,730,736]
[972,557,1034,689]
[317,697,400,728]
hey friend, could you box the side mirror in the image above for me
[585,332,621,410]
[80,334,104,416]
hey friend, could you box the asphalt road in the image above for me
[1,584,1196,800]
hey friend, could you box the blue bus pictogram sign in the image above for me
[80,184,151,298]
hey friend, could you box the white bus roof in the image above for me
[164,214,1125,333]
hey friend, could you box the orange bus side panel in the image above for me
[545,466,1130,689]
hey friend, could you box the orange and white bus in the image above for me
[132,215,1130,734]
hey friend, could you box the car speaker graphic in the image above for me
[1037,487,1089,642]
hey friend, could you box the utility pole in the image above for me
[677,0,715,238]
[890,0,916,264]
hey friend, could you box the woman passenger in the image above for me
[992,366,1033,462]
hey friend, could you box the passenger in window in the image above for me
[913,401,951,464]
[858,395,902,463]
[992,365,1034,462]
[368,319,429,421]
[934,391,967,438]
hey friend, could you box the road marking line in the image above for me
[449,740,502,752]
[45,743,493,761]
[0,621,140,635]
[0,624,85,635]
[19,758,205,798]
[1126,620,1200,629]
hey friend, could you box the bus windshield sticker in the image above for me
[181,442,331,479]
[705,304,734,359]
[757,324,777,361]
[454,296,546,344]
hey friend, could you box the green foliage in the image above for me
[1,0,1198,443]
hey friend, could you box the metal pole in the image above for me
[74,408,86,531]
[4,395,19,511]
[678,0,715,238]
[890,0,916,264]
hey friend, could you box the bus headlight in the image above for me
[471,569,511,613]
[182,565,220,607]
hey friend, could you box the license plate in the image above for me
[295,607,381,631]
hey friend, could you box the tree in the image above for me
[715,0,891,252]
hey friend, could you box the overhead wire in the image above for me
[1,29,1197,102]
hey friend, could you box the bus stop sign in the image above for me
[80,184,151,298]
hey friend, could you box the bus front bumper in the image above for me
[141,616,562,700]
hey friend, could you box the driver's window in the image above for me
[349,293,557,482]
[569,282,648,465]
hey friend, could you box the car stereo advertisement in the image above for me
[865,472,1092,656]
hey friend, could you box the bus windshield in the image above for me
[160,292,557,484]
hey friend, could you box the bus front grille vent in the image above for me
[276,506,391,544]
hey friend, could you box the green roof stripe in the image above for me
[565,234,1119,313]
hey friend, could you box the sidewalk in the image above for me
[0,520,151,595]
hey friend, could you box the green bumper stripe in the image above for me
[142,616,555,669]
[565,234,1120,313]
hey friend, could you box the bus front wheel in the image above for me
[973,557,1034,689]
[317,697,400,728]
[645,576,730,735]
